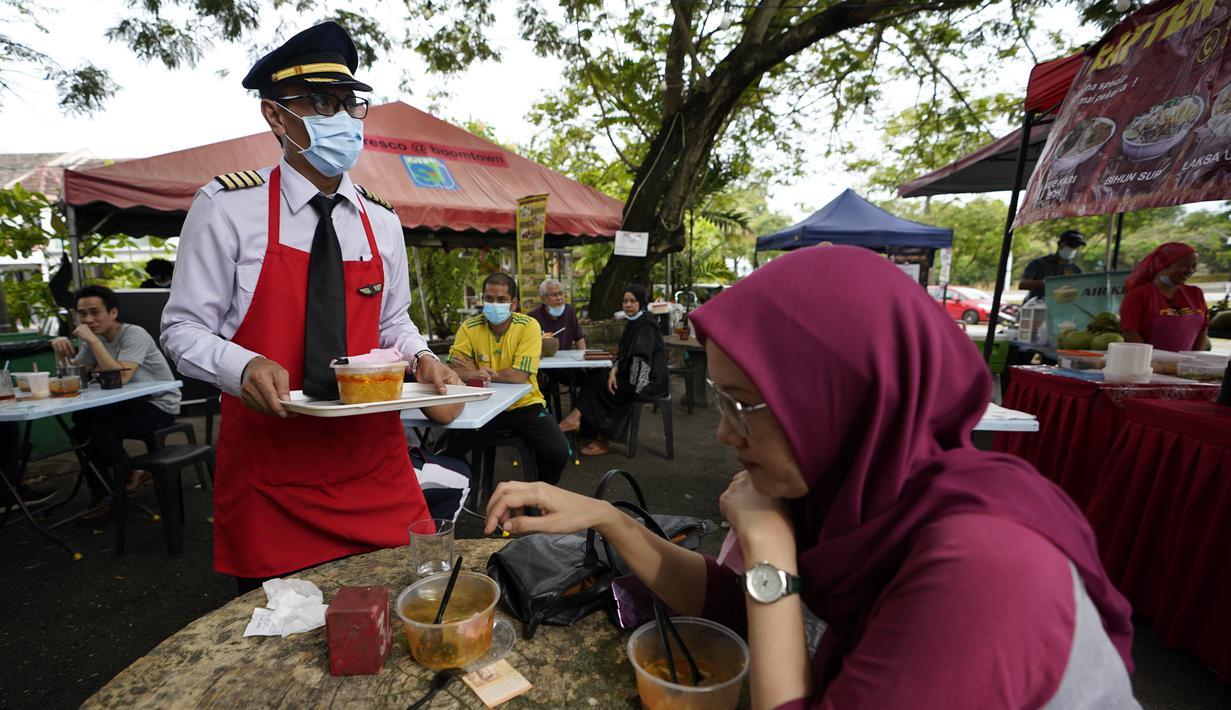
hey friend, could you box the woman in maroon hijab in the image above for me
[1119,242,1209,352]
[485,247,1135,708]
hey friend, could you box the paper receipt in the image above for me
[462,660,532,707]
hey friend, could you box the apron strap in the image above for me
[266,166,282,260]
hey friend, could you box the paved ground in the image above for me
[2,384,1228,708]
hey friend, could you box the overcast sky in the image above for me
[0,1,1100,221]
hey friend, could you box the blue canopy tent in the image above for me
[756,189,953,252]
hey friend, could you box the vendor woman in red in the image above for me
[161,23,452,594]
[1119,242,1210,352]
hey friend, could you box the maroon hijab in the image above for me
[690,246,1133,679]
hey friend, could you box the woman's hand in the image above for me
[484,481,615,535]
[607,368,618,395]
[720,470,794,552]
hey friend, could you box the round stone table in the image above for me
[84,539,637,708]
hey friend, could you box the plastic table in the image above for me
[1,380,184,559]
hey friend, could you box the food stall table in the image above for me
[664,335,707,408]
[1086,399,1231,682]
[993,366,1217,508]
[0,381,184,559]
[537,354,613,420]
[84,538,640,708]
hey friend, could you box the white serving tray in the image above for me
[281,382,493,417]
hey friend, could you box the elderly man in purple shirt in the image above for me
[527,278,586,351]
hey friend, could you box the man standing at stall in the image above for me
[1019,230,1086,302]
[161,22,450,593]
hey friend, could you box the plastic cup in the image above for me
[0,372,13,404]
[395,571,499,670]
[627,617,749,710]
[408,518,455,577]
[25,372,50,400]
[331,361,405,404]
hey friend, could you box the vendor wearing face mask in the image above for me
[161,22,455,594]
[528,277,586,351]
[1120,242,1209,352]
[445,273,571,485]
[1019,229,1086,302]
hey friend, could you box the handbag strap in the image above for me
[583,469,650,566]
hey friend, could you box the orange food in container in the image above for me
[331,361,405,404]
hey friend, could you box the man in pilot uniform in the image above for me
[162,22,450,594]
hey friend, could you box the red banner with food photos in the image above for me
[1016,0,1231,225]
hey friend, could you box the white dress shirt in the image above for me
[161,159,428,397]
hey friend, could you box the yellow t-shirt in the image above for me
[449,313,544,410]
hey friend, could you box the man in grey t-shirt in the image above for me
[51,285,181,519]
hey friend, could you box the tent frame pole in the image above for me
[411,245,432,342]
[66,205,82,289]
[983,109,1036,363]
[1111,212,1125,269]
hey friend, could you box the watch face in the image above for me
[747,564,785,603]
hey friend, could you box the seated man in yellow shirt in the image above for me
[445,273,570,484]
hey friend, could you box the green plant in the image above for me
[405,247,501,338]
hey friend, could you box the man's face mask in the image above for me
[277,103,364,177]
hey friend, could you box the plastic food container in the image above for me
[331,362,405,404]
[49,376,82,398]
[396,571,499,670]
[1057,350,1106,370]
[627,617,749,710]
[1150,350,1196,375]
[1178,360,1225,382]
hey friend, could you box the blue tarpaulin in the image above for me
[755,189,953,251]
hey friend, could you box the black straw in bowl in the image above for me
[433,556,465,624]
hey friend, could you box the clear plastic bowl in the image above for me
[395,571,499,670]
[330,361,405,404]
[627,617,749,710]
[1150,350,1196,375]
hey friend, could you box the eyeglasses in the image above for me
[706,376,769,438]
[275,93,369,119]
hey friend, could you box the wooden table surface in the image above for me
[84,539,638,709]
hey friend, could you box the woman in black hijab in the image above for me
[559,284,667,455]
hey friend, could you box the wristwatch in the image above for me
[410,350,439,375]
[744,561,802,604]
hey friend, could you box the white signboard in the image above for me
[939,248,952,285]
[614,230,649,258]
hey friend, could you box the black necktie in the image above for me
[303,194,348,399]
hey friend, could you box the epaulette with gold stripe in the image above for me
[214,171,265,190]
[356,184,394,212]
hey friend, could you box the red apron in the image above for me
[1146,284,1206,352]
[214,166,429,578]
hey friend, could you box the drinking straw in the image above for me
[433,556,465,624]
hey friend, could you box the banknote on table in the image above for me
[463,660,533,707]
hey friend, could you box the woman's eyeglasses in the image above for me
[275,93,369,119]
[706,376,769,438]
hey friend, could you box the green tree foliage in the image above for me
[405,246,501,337]
[5,1,1122,315]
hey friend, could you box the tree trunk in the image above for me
[0,277,12,332]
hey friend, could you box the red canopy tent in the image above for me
[62,101,623,247]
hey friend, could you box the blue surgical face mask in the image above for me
[279,104,364,177]
[546,304,566,318]
[626,311,643,321]
[1058,247,1078,261]
[1158,273,1176,287]
[483,302,512,325]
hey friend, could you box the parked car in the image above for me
[927,286,1018,325]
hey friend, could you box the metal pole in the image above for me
[411,246,432,341]
[983,111,1036,362]
[66,205,82,288]
[1111,212,1125,269]
[688,210,695,293]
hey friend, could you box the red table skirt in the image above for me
[1087,400,1231,682]
[994,367,1219,509]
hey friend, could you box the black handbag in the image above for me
[485,469,713,639]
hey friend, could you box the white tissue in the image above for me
[243,578,330,638]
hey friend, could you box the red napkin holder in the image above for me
[326,586,392,676]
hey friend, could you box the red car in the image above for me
[927,286,1018,325]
